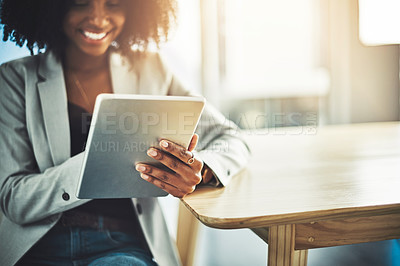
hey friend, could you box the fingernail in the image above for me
[136,164,146,172]
[141,173,149,180]
[160,140,168,148]
[148,149,158,157]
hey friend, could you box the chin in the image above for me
[81,46,110,57]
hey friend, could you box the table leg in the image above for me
[268,224,308,266]
[177,201,199,266]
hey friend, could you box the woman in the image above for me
[0,0,250,265]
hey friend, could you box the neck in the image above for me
[64,44,109,73]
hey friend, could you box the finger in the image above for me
[140,173,195,198]
[158,140,203,169]
[188,133,199,152]
[146,149,202,183]
[136,163,200,188]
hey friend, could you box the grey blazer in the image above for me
[0,50,250,266]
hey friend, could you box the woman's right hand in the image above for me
[135,134,204,198]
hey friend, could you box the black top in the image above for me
[67,102,137,221]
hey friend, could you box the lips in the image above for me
[79,29,110,41]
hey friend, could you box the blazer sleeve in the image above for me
[167,69,251,186]
[0,62,89,225]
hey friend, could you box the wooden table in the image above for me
[181,122,400,266]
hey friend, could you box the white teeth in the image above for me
[82,31,107,40]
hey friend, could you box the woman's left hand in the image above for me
[135,134,203,198]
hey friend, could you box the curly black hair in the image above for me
[0,0,177,57]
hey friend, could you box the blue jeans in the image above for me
[17,219,157,266]
[393,239,400,266]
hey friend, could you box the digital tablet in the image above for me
[76,94,205,199]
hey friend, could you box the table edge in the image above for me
[180,201,400,229]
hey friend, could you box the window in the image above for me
[219,0,330,99]
[201,0,329,128]
[359,0,400,45]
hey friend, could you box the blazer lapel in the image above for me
[36,51,138,166]
[109,52,139,94]
[37,51,71,166]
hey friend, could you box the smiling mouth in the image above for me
[79,30,110,41]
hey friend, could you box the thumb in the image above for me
[188,133,199,152]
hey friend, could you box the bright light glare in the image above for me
[359,0,400,45]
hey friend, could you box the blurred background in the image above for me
[1,0,399,265]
